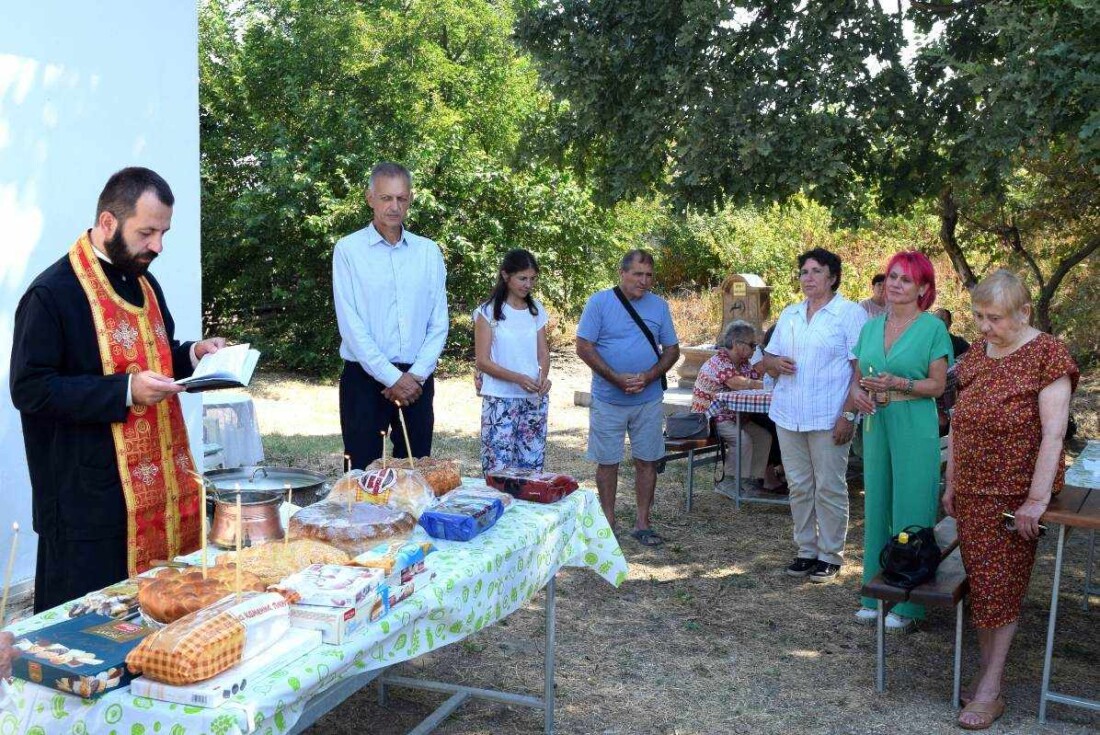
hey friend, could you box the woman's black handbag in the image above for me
[879,525,941,589]
[665,412,711,440]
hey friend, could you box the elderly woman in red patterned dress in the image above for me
[943,269,1078,730]
[691,320,783,499]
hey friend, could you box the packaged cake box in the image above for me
[288,589,388,644]
[10,613,153,699]
[271,564,385,608]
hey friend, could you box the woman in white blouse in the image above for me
[762,248,867,584]
[474,249,552,475]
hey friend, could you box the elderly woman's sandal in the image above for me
[957,698,1004,730]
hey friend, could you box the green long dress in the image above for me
[855,312,953,619]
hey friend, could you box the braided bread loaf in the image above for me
[138,566,266,625]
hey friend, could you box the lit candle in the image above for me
[0,523,19,625]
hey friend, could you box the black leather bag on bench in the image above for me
[879,525,941,589]
[665,411,710,440]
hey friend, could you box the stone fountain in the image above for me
[675,273,771,388]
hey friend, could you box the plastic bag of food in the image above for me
[418,486,510,542]
[368,457,461,496]
[126,592,289,685]
[351,540,435,582]
[289,501,416,555]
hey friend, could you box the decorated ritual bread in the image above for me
[215,538,350,586]
[364,456,461,497]
[126,591,290,685]
[137,566,266,625]
[288,501,416,555]
[325,468,435,518]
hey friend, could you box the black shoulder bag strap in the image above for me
[612,286,668,391]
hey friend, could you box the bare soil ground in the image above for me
[251,356,1099,735]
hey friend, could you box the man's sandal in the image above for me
[630,528,664,547]
[957,698,1005,730]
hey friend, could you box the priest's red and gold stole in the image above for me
[69,233,200,575]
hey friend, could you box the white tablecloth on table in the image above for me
[202,391,265,468]
[0,486,627,735]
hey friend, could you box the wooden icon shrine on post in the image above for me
[718,273,771,340]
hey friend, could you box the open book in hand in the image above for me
[174,343,260,392]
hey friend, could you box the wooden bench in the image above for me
[860,516,969,704]
[659,436,721,512]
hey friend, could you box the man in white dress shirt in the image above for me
[332,162,449,468]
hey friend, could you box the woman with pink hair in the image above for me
[850,251,954,632]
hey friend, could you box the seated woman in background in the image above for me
[691,320,783,499]
[474,249,551,475]
[945,269,1077,730]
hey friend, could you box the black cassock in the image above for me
[9,247,194,612]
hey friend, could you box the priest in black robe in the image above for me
[9,167,224,612]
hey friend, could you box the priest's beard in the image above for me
[104,227,157,276]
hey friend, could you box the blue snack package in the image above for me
[418,492,504,542]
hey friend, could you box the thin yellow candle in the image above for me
[395,402,416,470]
[235,491,243,600]
[0,523,19,625]
[865,366,875,433]
[284,482,291,549]
[200,476,208,579]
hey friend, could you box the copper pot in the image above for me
[208,489,285,549]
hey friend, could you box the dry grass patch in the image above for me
[252,356,1098,735]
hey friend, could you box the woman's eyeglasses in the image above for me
[1002,512,1047,536]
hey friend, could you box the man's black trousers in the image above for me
[339,361,435,470]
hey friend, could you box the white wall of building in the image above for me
[0,3,202,588]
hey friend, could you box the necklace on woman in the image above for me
[886,310,918,333]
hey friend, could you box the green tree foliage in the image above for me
[199,0,617,374]
[518,0,1098,340]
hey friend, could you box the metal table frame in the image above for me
[289,576,557,734]
[729,411,789,510]
[1038,522,1099,723]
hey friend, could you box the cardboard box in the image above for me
[10,614,153,699]
[288,590,387,644]
[130,627,321,707]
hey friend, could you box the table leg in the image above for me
[734,412,743,511]
[1084,530,1096,612]
[544,575,556,735]
[953,600,963,707]
[1039,523,1067,724]
[685,449,695,513]
[875,598,886,693]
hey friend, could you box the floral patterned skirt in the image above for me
[480,394,550,475]
[956,492,1038,629]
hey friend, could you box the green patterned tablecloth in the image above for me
[0,487,626,735]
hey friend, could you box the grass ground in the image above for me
[250,355,1099,735]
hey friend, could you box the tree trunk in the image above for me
[939,188,978,289]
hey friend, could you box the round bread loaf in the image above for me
[138,566,265,624]
[289,502,415,555]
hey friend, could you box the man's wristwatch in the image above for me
[841,411,858,422]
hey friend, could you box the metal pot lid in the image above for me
[204,465,328,494]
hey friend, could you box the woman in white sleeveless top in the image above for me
[474,249,551,475]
